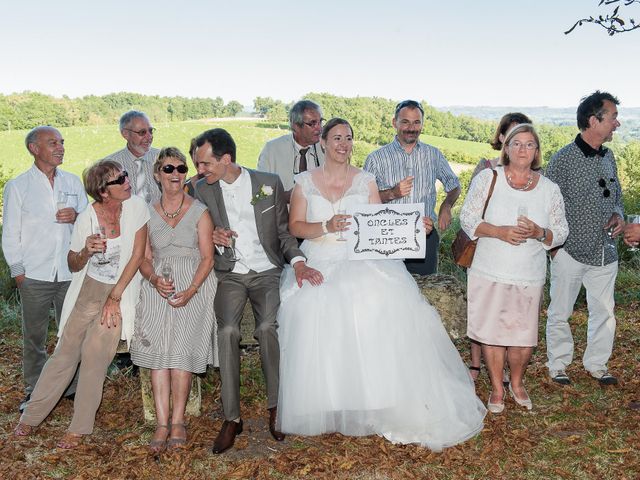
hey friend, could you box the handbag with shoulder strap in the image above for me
[451,170,498,268]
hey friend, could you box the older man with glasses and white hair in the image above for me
[364,99,461,275]
[257,100,326,202]
[104,110,161,204]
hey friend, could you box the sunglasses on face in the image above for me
[105,171,129,186]
[161,164,188,174]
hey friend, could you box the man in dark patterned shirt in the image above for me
[545,91,624,386]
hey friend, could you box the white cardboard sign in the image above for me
[345,203,426,260]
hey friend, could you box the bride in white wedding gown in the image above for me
[276,118,486,451]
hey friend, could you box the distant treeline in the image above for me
[0,92,244,131]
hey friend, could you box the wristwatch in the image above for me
[536,228,547,242]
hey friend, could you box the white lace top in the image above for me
[460,167,569,286]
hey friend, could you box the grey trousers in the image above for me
[19,276,77,396]
[20,276,121,434]
[214,268,281,421]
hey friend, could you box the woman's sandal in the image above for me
[14,423,36,437]
[57,431,85,449]
[469,365,481,381]
[167,423,187,450]
[149,424,170,454]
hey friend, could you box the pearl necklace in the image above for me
[161,194,185,218]
[506,172,533,191]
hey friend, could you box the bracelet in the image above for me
[108,294,121,302]
[321,220,329,235]
[190,283,199,293]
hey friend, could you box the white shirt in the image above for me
[460,167,569,287]
[2,165,88,281]
[220,168,278,274]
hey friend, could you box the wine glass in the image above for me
[92,224,109,265]
[224,227,239,261]
[161,261,176,299]
[405,163,415,179]
[336,208,347,242]
[626,214,640,252]
[517,205,528,221]
[56,192,67,223]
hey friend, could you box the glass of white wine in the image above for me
[161,261,176,299]
[56,192,67,223]
[336,208,347,242]
[626,214,640,252]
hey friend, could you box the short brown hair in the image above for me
[499,123,542,171]
[154,147,187,176]
[83,159,124,202]
[490,112,532,150]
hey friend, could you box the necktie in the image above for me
[135,159,148,201]
[299,148,309,173]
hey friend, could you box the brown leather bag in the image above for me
[452,170,497,268]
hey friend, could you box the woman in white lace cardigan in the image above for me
[460,124,568,414]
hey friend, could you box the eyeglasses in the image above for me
[508,141,538,150]
[124,127,155,137]
[598,178,614,198]
[302,118,325,129]
[394,100,424,117]
[161,164,188,174]
[105,171,129,186]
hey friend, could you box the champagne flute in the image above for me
[405,163,415,179]
[92,224,109,265]
[56,192,67,223]
[336,208,347,242]
[161,261,176,299]
[627,214,640,251]
[517,205,528,221]
[224,227,239,261]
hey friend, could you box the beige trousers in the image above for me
[20,276,121,434]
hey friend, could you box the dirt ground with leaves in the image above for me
[0,303,639,480]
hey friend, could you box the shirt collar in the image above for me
[220,167,247,190]
[575,134,608,158]
[392,137,421,153]
[293,136,317,155]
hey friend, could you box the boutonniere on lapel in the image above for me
[250,185,273,205]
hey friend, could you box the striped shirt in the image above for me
[104,146,161,204]
[363,138,460,220]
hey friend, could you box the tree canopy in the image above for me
[566,0,639,35]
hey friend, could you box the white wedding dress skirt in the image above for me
[276,171,486,451]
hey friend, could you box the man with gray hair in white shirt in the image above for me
[2,126,88,412]
[104,110,161,204]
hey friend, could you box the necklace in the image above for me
[321,164,350,213]
[506,170,534,191]
[97,203,123,235]
[161,193,185,218]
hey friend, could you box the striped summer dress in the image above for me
[131,200,218,372]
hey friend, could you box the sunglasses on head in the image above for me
[161,164,188,174]
[105,171,129,186]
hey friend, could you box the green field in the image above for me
[0,119,495,178]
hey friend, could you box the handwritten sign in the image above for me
[345,203,426,260]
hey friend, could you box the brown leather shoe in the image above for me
[268,407,285,441]
[211,419,243,454]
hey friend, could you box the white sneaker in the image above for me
[549,369,571,385]
[589,370,618,385]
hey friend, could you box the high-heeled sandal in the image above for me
[57,431,85,449]
[167,423,187,450]
[469,365,481,381]
[14,423,36,437]
[149,424,170,454]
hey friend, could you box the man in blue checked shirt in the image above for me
[364,100,461,275]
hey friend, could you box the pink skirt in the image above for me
[466,273,542,347]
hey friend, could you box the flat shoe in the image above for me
[509,384,532,410]
[57,432,85,449]
[487,392,505,414]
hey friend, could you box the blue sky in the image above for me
[1,0,639,107]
